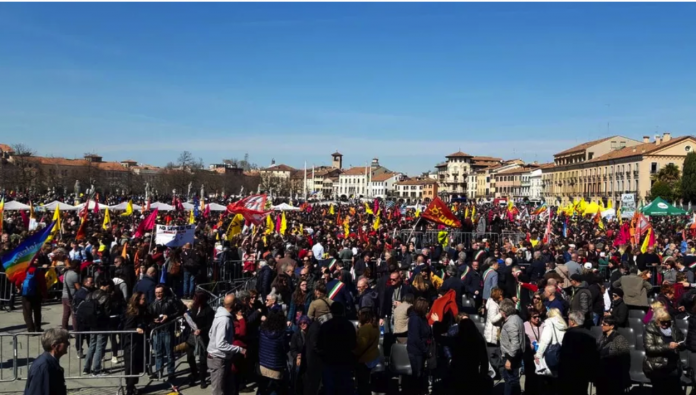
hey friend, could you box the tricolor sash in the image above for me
[482,268,495,283]
[460,265,470,280]
[475,250,485,262]
[328,281,345,300]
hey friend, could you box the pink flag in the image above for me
[20,210,29,229]
[373,199,379,216]
[134,208,159,238]
[276,214,282,234]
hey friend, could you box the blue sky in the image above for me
[1,3,695,175]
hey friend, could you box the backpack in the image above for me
[21,271,37,297]
[76,297,106,328]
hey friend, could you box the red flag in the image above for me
[227,194,271,225]
[134,208,159,238]
[93,193,100,214]
[203,204,210,218]
[420,197,462,228]
[373,199,379,216]
[79,200,90,218]
[75,219,88,240]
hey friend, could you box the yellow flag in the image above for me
[280,212,287,235]
[45,205,61,243]
[300,223,304,234]
[45,267,58,289]
[607,199,613,210]
[188,210,195,224]
[102,207,111,230]
[641,227,652,253]
[344,221,350,238]
[438,231,449,247]
[373,210,381,230]
[226,213,244,240]
[364,202,373,215]
[329,204,335,215]
[617,207,622,225]
[265,213,275,234]
[121,200,133,216]
[415,206,421,217]
[471,205,476,219]
[464,207,469,219]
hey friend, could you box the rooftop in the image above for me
[261,164,295,172]
[396,178,437,186]
[0,144,14,153]
[554,136,616,157]
[588,136,693,163]
[446,151,473,158]
[371,172,399,182]
[342,166,371,176]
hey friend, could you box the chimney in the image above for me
[654,135,662,145]
[643,136,650,143]
[663,132,672,142]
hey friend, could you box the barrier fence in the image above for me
[0,274,13,312]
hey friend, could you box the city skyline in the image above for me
[1,3,695,174]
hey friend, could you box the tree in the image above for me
[682,152,696,204]
[650,181,674,202]
[652,163,681,185]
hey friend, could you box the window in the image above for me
[651,162,658,174]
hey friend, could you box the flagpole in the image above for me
[303,162,307,201]
[311,165,315,197]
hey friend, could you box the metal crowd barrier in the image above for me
[196,278,257,310]
[5,330,146,390]
[147,317,189,379]
[0,273,14,311]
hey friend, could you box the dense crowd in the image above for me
[3,194,696,395]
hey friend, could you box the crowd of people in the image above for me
[4,193,696,395]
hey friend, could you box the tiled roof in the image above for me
[538,162,555,169]
[395,178,437,186]
[554,136,615,156]
[446,151,472,158]
[331,151,343,157]
[0,144,14,153]
[588,136,693,163]
[371,172,399,182]
[120,159,137,163]
[435,162,447,168]
[262,164,295,172]
[471,156,502,162]
[341,166,370,176]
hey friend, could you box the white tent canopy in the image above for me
[272,203,300,211]
[150,202,175,211]
[2,201,31,210]
[208,203,227,211]
[182,202,196,210]
[109,202,142,211]
[43,201,78,211]
[74,200,108,211]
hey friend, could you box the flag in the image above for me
[226,213,245,240]
[607,199,613,210]
[562,219,568,238]
[203,204,210,218]
[349,207,356,216]
[438,231,449,247]
[146,199,151,212]
[617,206,622,225]
[121,242,128,259]
[415,206,421,218]
[265,214,275,234]
[542,209,553,244]
[364,202,373,215]
[280,212,287,235]
[0,198,3,235]
[471,205,476,219]
[641,227,655,253]
[45,267,58,289]
[373,199,379,215]
[421,197,462,228]
[29,201,35,219]
[275,214,282,234]
[2,222,54,282]
[594,210,604,230]
[121,200,134,216]
[200,198,206,213]
[75,217,88,241]
[344,220,350,238]
[193,197,200,218]
[45,206,61,243]
[329,204,335,215]
[373,210,381,231]
[532,203,547,216]
[227,194,271,225]
[189,210,195,225]
[464,206,469,219]
[93,194,100,214]
[135,208,159,238]
[103,207,111,230]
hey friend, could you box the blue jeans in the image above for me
[593,312,600,326]
[322,366,354,395]
[502,365,521,395]
[153,330,175,376]
[84,334,108,373]
[183,271,196,296]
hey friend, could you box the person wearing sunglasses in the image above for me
[595,316,631,395]
[643,309,685,395]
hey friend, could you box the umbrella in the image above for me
[641,197,687,216]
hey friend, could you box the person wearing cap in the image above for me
[569,274,593,329]
[605,288,628,328]
[612,267,652,311]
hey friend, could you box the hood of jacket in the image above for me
[113,277,125,286]
[215,306,232,319]
[546,315,568,332]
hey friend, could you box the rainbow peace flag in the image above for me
[2,222,54,282]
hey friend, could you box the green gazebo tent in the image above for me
[641,197,687,216]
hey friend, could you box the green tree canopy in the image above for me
[682,152,696,204]
[649,181,674,202]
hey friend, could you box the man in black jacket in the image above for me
[148,284,184,381]
[569,274,593,329]
[607,288,629,328]
[558,311,599,395]
[317,302,357,395]
[464,260,483,307]
[529,251,546,283]
[440,265,465,310]
[256,260,274,301]
[181,243,199,299]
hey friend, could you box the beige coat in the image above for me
[484,298,503,344]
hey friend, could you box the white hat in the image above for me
[599,252,606,258]
[583,263,593,270]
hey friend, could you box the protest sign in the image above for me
[155,224,195,247]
